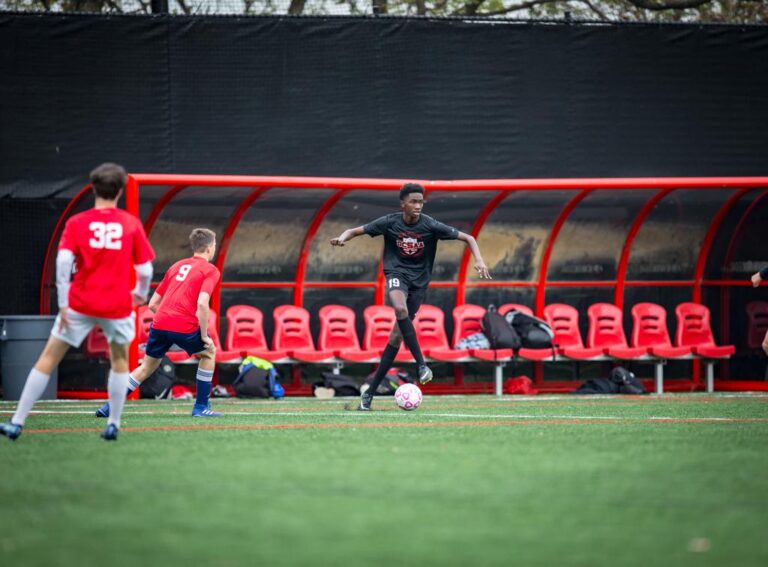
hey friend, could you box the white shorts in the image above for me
[50,308,136,348]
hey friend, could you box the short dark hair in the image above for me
[90,163,127,200]
[190,228,216,253]
[399,183,425,201]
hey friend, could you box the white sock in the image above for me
[12,368,50,426]
[127,375,140,393]
[107,371,130,428]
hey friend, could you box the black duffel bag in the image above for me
[139,357,176,399]
[482,305,521,349]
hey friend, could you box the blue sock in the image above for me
[195,368,214,408]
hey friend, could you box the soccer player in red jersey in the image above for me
[1,163,155,442]
[95,228,223,417]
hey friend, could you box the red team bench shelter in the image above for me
[48,175,768,395]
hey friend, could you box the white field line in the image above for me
[1,409,764,423]
[1,391,766,409]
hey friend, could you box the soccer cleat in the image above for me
[95,402,110,418]
[192,405,223,417]
[357,392,373,411]
[0,421,23,441]
[418,364,433,385]
[100,424,119,441]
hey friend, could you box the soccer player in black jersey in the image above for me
[331,183,491,410]
[752,266,768,355]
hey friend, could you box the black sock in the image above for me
[367,343,399,397]
[397,316,425,367]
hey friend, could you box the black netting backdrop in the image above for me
[2,15,768,198]
[1,14,768,316]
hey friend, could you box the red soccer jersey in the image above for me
[59,207,155,319]
[152,256,221,334]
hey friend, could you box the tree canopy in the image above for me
[1,0,766,25]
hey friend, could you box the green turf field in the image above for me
[1,393,767,567]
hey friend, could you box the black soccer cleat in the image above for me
[358,392,373,411]
[418,365,433,385]
[0,421,23,441]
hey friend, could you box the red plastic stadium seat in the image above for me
[84,325,110,358]
[543,303,604,359]
[587,303,648,359]
[631,302,692,358]
[517,347,555,361]
[451,304,513,361]
[411,304,470,362]
[363,305,397,353]
[318,305,379,362]
[273,305,335,362]
[675,302,735,358]
[137,305,155,346]
[136,305,155,361]
[452,304,485,346]
[746,301,768,350]
[498,303,534,317]
[225,305,290,362]
[207,311,241,363]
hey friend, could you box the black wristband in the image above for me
[760,266,768,280]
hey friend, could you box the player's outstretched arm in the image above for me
[457,232,492,279]
[752,266,768,287]
[330,226,366,247]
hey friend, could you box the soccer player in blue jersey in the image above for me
[331,183,491,410]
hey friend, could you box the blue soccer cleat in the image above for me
[100,424,119,441]
[95,402,110,418]
[0,421,23,441]
[192,404,223,417]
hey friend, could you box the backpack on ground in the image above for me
[139,357,176,399]
[363,367,413,395]
[573,366,648,395]
[608,366,647,395]
[572,378,620,395]
[233,356,284,399]
[317,372,361,397]
[482,305,521,350]
[504,309,555,349]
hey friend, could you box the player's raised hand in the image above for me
[475,261,492,280]
[330,236,346,247]
[752,272,763,288]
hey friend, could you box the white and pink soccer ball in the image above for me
[394,383,423,411]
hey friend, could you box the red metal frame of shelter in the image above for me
[40,175,768,392]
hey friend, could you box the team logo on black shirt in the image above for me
[396,232,425,257]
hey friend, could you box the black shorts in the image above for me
[385,274,426,320]
[145,327,206,358]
